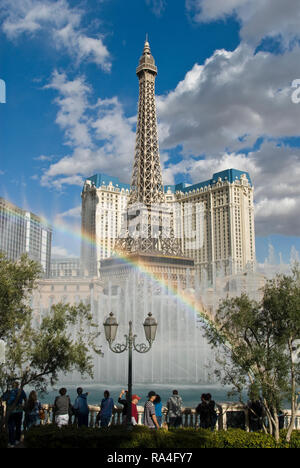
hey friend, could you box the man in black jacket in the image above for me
[196,393,218,430]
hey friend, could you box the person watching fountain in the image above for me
[117,390,141,425]
[53,388,71,428]
[118,389,129,424]
[24,391,43,429]
[99,390,114,427]
[196,393,218,430]
[154,394,162,427]
[166,390,183,428]
[131,394,141,425]
[144,391,160,430]
[73,387,89,428]
[1,381,27,447]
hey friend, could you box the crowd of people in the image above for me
[1,381,286,448]
[0,381,222,447]
[4,382,282,447]
[52,388,219,431]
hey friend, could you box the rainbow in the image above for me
[0,202,216,327]
[54,216,215,326]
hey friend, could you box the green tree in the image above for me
[0,253,42,340]
[262,267,300,441]
[0,255,102,429]
[201,267,300,442]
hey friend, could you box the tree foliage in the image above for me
[0,253,42,340]
[0,302,102,394]
[201,266,300,442]
[0,254,102,427]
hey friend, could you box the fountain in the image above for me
[90,269,217,385]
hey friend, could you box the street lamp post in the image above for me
[103,312,158,427]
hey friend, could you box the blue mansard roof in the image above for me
[86,174,130,191]
[86,169,252,195]
[164,169,252,194]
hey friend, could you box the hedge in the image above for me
[0,431,8,449]
[24,425,213,449]
[212,429,278,448]
[23,425,300,449]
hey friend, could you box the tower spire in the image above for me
[130,38,163,206]
[114,39,182,257]
[102,40,193,278]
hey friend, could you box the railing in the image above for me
[40,403,300,431]
[282,410,300,430]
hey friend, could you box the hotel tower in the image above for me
[81,40,255,283]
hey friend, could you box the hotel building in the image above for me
[81,168,255,283]
[80,174,130,277]
[0,197,52,276]
[50,257,81,278]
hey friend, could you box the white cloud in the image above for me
[47,174,84,191]
[186,0,300,47]
[52,206,82,257]
[40,44,300,237]
[34,154,54,161]
[51,245,77,258]
[186,0,248,22]
[40,71,136,189]
[255,198,296,218]
[54,204,81,223]
[250,143,300,236]
[44,71,92,148]
[0,0,111,70]
[146,0,167,17]
[157,44,300,156]
[152,12,300,238]
[163,140,300,237]
[163,150,258,186]
[38,31,300,239]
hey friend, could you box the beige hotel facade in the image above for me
[81,168,255,283]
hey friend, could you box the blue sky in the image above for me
[1,0,300,265]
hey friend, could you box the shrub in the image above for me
[0,431,8,449]
[24,425,213,449]
[24,425,152,449]
[212,429,277,448]
[23,425,300,449]
[278,430,300,449]
[156,428,214,449]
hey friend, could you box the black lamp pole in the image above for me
[103,312,157,428]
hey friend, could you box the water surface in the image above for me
[38,383,243,407]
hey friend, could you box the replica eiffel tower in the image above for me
[101,38,194,286]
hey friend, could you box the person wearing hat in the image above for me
[144,391,160,430]
[131,394,141,426]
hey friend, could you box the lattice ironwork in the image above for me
[129,40,165,206]
[116,39,182,257]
